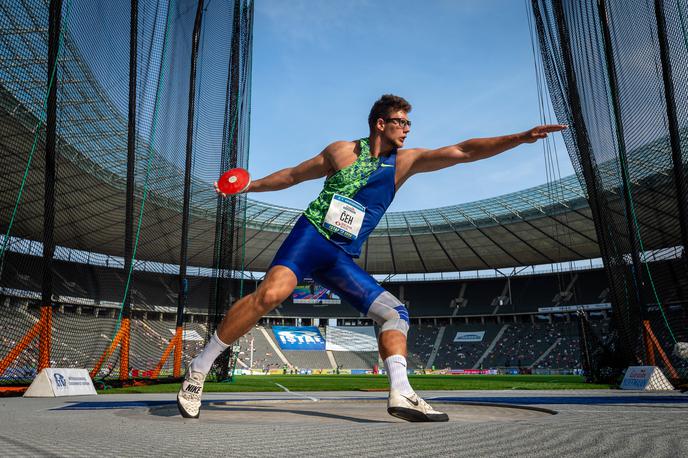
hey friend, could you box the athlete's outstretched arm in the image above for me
[407,124,567,175]
[247,151,331,193]
[214,148,333,196]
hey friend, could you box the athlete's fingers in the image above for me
[523,124,567,143]
[213,181,227,198]
[540,124,568,132]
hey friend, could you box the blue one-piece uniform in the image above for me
[270,137,406,321]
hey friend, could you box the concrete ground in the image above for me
[1,389,686,457]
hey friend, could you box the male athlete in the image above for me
[178,94,566,422]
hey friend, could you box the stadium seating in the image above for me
[432,324,502,369]
[406,325,438,370]
[482,321,579,368]
[2,251,611,318]
[331,352,379,370]
[234,327,285,371]
[1,250,619,375]
[280,351,333,371]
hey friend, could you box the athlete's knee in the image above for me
[366,291,409,336]
[254,267,296,313]
[255,285,288,313]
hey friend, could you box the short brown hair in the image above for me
[368,94,412,129]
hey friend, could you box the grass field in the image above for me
[98,374,614,394]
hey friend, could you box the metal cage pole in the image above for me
[39,0,64,372]
[118,0,139,381]
[175,0,205,377]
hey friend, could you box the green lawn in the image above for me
[98,374,613,394]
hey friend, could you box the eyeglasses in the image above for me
[384,117,412,128]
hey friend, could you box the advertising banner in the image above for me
[453,331,485,342]
[449,369,497,375]
[292,281,341,304]
[620,366,674,390]
[537,303,611,313]
[24,368,97,397]
[272,326,325,351]
[326,326,378,351]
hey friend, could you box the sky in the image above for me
[247,0,574,212]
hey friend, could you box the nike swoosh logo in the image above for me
[380,164,394,167]
[401,394,419,406]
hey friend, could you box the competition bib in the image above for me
[323,194,366,240]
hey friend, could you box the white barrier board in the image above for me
[24,368,97,397]
[620,366,673,391]
[326,326,378,352]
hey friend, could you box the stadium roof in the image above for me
[1,2,676,274]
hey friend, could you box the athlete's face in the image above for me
[381,110,411,148]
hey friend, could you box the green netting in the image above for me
[0,0,253,384]
[532,0,688,384]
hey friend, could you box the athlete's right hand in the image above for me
[213,181,228,198]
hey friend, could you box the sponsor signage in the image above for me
[453,331,485,342]
[620,366,674,390]
[292,282,341,304]
[272,326,325,351]
[24,368,97,397]
[538,303,611,313]
[449,369,498,375]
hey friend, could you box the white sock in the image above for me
[384,355,413,395]
[189,331,230,375]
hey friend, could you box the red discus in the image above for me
[216,167,251,195]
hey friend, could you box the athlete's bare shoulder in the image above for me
[323,140,359,171]
[323,140,357,156]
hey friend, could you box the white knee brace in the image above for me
[367,291,409,336]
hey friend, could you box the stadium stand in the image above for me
[482,321,579,368]
[280,351,334,371]
[404,281,459,316]
[331,352,379,370]
[236,327,285,371]
[2,300,618,373]
[459,280,502,315]
[432,324,503,369]
[0,249,618,375]
[274,301,360,318]
[1,251,611,320]
[406,325,438,370]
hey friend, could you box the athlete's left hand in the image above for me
[521,124,568,143]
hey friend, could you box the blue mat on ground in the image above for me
[54,394,688,410]
[433,395,688,405]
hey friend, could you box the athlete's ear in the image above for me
[376,117,386,132]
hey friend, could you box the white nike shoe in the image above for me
[387,390,449,422]
[177,368,206,419]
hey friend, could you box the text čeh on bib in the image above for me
[323,194,366,240]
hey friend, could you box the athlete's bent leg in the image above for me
[216,265,298,345]
[367,290,410,358]
[177,265,297,418]
[366,291,414,393]
[313,257,448,422]
[366,291,447,422]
